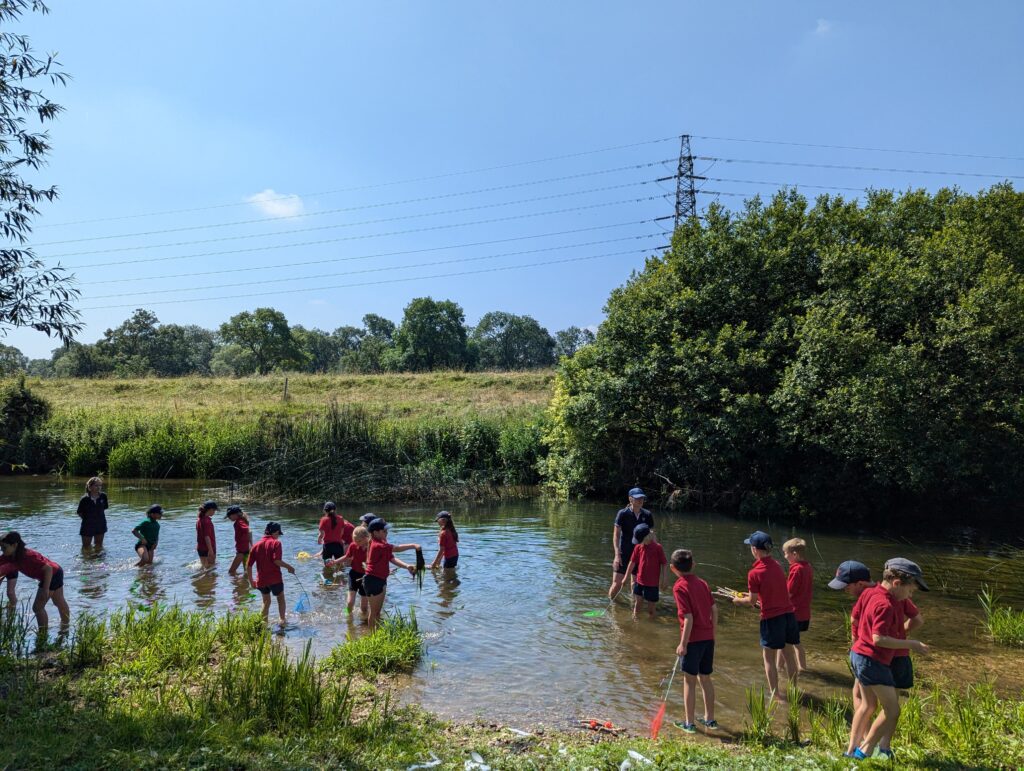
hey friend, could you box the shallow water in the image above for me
[1,477,1022,733]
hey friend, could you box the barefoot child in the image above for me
[781,538,813,674]
[0,532,70,630]
[850,558,929,761]
[225,506,252,575]
[318,502,353,565]
[132,505,163,566]
[246,522,296,625]
[624,523,667,619]
[195,500,218,568]
[733,530,800,697]
[363,518,419,631]
[827,560,875,757]
[429,511,459,575]
[670,548,718,734]
[326,525,371,617]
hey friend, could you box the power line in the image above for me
[693,134,1024,163]
[44,184,664,261]
[80,247,667,311]
[701,156,1024,180]
[38,135,679,229]
[705,176,867,192]
[89,233,662,299]
[98,220,654,284]
[31,159,672,247]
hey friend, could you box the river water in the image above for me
[2,477,1022,734]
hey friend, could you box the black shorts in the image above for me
[197,550,209,558]
[79,519,108,537]
[760,612,800,649]
[257,583,284,596]
[614,553,639,575]
[236,550,249,557]
[632,583,659,602]
[850,651,895,687]
[891,655,914,689]
[679,639,715,676]
[47,568,64,592]
[2,571,18,582]
[798,619,810,632]
[348,570,366,596]
[136,541,157,552]
[362,574,387,597]
[442,555,459,569]
[322,542,345,561]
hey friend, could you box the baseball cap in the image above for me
[628,487,646,499]
[632,523,651,545]
[201,500,218,512]
[264,522,283,535]
[224,505,242,518]
[323,501,336,512]
[743,530,773,549]
[435,511,452,521]
[367,517,389,533]
[884,557,930,591]
[828,560,871,590]
[360,513,376,525]
[147,504,163,516]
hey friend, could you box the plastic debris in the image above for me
[464,751,491,770]
[407,752,442,770]
[627,750,653,765]
[506,727,531,736]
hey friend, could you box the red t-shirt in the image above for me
[673,574,716,642]
[249,536,283,588]
[344,541,368,574]
[319,515,354,545]
[633,542,667,587]
[787,560,814,622]
[439,530,459,559]
[850,585,876,645]
[196,514,216,553]
[851,585,902,665]
[892,598,920,658]
[366,540,395,579]
[748,556,795,620]
[0,549,59,582]
[233,519,251,553]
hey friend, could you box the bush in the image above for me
[0,376,50,470]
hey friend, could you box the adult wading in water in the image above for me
[77,477,109,550]
[608,487,655,599]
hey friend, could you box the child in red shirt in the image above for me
[624,523,667,620]
[195,500,218,568]
[225,505,252,576]
[782,537,813,674]
[246,522,295,625]
[733,530,799,697]
[326,525,371,618]
[827,560,875,756]
[0,531,70,630]
[670,548,718,734]
[429,511,460,575]
[318,501,354,564]
[363,518,420,631]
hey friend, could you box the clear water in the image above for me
[2,477,1022,734]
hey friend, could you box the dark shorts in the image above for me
[362,574,387,597]
[135,541,157,552]
[891,655,914,689]
[348,570,366,596]
[257,583,285,597]
[443,555,459,569]
[614,552,639,575]
[633,583,659,602]
[197,550,209,558]
[850,651,895,688]
[322,542,345,561]
[760,612,800,649]
[798,619,810,632]
[679,639,715,676]
[47,568,64,592]
[79,518,108,537]
[236,550,250,557]
[2,571,18,581]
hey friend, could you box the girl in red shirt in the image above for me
[782,537,814,675]
[0,531,70,630]
[195,500,218,568]
[363,518,419,631]
[429,511,460,575]
[318,501,354,564]
[225,505,252,576]
[326,525,371,618]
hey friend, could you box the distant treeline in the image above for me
[6,300,594,378]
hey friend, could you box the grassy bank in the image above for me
[1,603,1022,769]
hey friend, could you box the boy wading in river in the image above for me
[608,487,655,600]
[670,548,718,734]
[247,522,296,626]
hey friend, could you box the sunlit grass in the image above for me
[324,610,424,676]
[979,586,1024,647]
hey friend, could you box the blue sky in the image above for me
[9,1,1024,358]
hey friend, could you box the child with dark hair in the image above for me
[0,532,70,630]
[132,505,163,566]
[827,559,875,756]
[76,476,108,549]
[326,525,371,618]
[246,522,296,625]
[225,505,252,575]
[363,518,419,631]
[429,511,460,575]
[318,502,353,564]
[195,500,218,568]
[624,523,667,620]
[670,548,718,734]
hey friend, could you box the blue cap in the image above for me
[744,530,773,549]
[628,487,646,499]
[264,521,282,535]
[632,523,651,545]
[201,500,218,512]
[367,517,389,533]
[435,511,452,521]
[224,505,242,518]
[884,557,930,591]
[323,501,337,512]
[360,513,376,524]
[147,504,163,516]
[828,560,871,590]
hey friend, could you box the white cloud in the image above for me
[245,188,305,218]
[814,19,832,36]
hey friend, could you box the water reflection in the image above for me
[191,567,217,609]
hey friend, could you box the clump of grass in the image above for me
[979,586,1024,647]
[0,600,33,661]
[63,612,106,670]
[743,685,778,747]
[785,681,802,744]
[324,609,423,676]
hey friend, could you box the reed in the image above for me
[324,609,424,676]
[784,682,802,744]
[742,685,778,747]
[979,586,1024,647]
[63,611,106,670]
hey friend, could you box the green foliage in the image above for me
[219,307,306,375]
[472,311,555,370]
[0,376,50,469]
[544,186,1024,519]
[979,586,1024,647]
[393,297,470,371]
[323,610,423,676]
[743,685,778,746]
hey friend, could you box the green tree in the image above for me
[52,342,112,378]
[471,311,555,370]
[0,343,27,375]
[151,324,216,376]
[554,326,595,358]
[292,325,341,373]
[393,298,469,371]
[97,309,160,375]
[219,308,304,375]
[209,343,258,377]
[0,375,48,468]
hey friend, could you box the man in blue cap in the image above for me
[607,487,655,600]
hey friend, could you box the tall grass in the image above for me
[785,682,802,744]
[979,586,1024,647]
[743,686,778,747]
[324,609,424,676]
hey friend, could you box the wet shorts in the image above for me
[890,655,914,689]
[236,550,249,557]
[1,571,18,581]
[197,550,209,558]
[798,619,810,632]
[679,639,715,676]
[348,570,366,596]
[632,583,659,602]
[442,555,459,569]
[47,568,64,592]
[850,651,895,687]
[614,553,639,575]
[760,612,800,650]
[257,583,284,597]
[362,574,387,597]
[322,542,345,561]
[135,541,157,552]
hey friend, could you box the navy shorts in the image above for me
[891,655,913,689]
[2,571,18,581]
[136,541,157,552]
[348,570,366,596]
[197,550,209,558]
[760,612,800,649]
[679,639,715,676]
[362,574,387,597]
[614,553,639,575]
[322,542,345,561]
[633,583,659,602]
[47,568,64,592]
[236,550,249,557]
[798,619,810,632]
[850,651,895,687]
[257,583,284,597]
[442,555,459,569]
